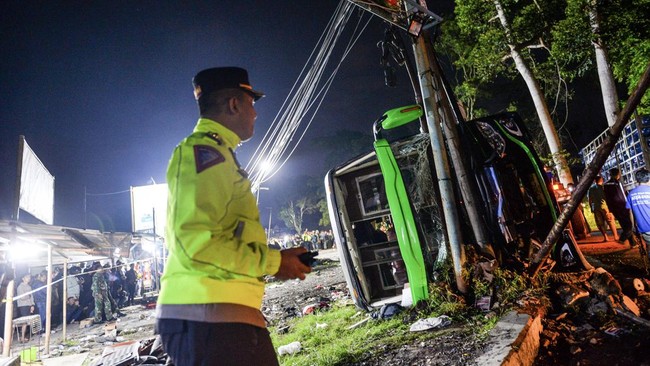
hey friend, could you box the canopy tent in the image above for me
[0,220,155,356]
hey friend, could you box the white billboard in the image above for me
[131,184,167,234]
[18,137,55,225]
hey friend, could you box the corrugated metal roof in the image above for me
[0,220,135,266]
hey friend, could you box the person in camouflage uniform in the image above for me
[91,262,115,323]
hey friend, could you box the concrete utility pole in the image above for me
[412,29,467,294]
[424,38,495,260]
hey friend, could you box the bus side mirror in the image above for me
[381,105,423,130]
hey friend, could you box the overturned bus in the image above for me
[325,105,589,311]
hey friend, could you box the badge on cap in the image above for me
[194,145,225,173]
[193,85,203,100]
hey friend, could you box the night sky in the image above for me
[1,1,444,231]
[1,1,609,233]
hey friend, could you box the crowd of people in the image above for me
[269,229,335,251]
[13,259,160,341]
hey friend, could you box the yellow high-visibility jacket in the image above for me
[158,118,281,309]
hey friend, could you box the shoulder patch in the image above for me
[194,145,225,173]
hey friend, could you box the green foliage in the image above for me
[441,0,572,124]
[438,19,494,119]
[604,0,650,113]
[269,260,550,365]
[270,300,488,366]
[490,268,530,306]
[425,282,469,317]
[552,0,650,112]
[279,198,317,234]
[539,149,582,173]
[551,0,595,80]
[317,198,330,228]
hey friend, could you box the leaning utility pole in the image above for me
[424,36,496,260]
[411,30,467,293]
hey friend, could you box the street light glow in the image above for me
[261,160,273,174]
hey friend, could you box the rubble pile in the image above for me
[537,267,650,364]
[262,259,350,327]
[10,305,161,366]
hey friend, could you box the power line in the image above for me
[246,1,371,191]
[85,189,130,196]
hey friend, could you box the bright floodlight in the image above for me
[10,239,47,260]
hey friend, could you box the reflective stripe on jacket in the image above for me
[158,118,281,309]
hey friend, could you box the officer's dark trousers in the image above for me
[157,319,279,366]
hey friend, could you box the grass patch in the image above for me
[270,280,508,366]
[270,257,549,365]
[270,302,464,366]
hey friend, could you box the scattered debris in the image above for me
[603,326,627,337]
[556,283,590,308]
[277,341,302,356]
[371,303,404,320]
[347,316,372,330]
[409,315,452,332]
[302,301,330,315]
[475,296,492,311]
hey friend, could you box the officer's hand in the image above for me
[275,247,312,281]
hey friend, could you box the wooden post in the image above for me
[44,246,52,354]
[2,280,15,356]
[62,260,68,341]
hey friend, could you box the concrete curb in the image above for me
[473,310,543,366]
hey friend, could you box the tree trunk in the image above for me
[493,0,573,185]
[589,0,620,127]
[529,61,650,276]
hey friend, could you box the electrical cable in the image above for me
[246,1,376,191]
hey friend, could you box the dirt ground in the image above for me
[260,242,650,366]
[10,241,650,366]
[261,251,489,366]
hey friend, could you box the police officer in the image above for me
[156,67,312,366]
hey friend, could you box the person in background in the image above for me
[31,271,47,331]
[78,269,94,320]
[16,273,35,342]
[125,264,137,306]
[66,266,81,303]
[566,182,591,239]
[51,266,63,326]
[66,297,83,324]
[626,169,650,257]
[589,175,619,242]
[91,262,116,324]
[155,67,312,366]
[604,167,638,246]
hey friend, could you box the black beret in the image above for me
[192,67,265,101]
